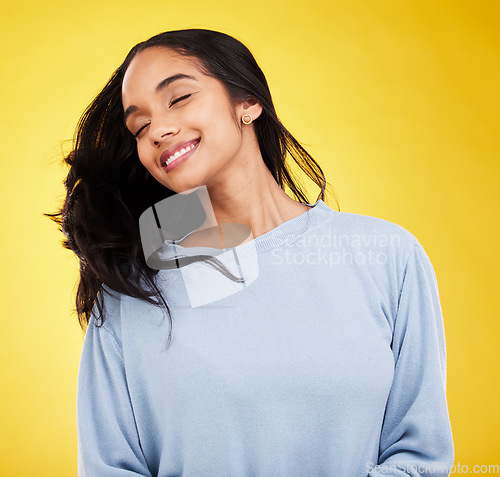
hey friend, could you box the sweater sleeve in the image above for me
[76,301,153,476]
[368,243,454,477]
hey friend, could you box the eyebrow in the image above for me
[123,73,198,124]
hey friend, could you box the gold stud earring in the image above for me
[242,114,253,125]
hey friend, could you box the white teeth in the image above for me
[165,142,198,166]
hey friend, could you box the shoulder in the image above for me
[88,284,124,347]
[336,210,417,248]
[313,201,419,262]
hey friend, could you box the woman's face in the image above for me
[121,46,256,194]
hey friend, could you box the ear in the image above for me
[239,97,263,122]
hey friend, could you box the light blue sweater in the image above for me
[76,199,454,476]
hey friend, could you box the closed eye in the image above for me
[132,94,193,138]
[169,94,192,107]
[133,123,149,138]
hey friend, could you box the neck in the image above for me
[194,151,307,242]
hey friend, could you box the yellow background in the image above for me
[1,0,499,475]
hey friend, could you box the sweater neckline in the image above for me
[167,198,328,259]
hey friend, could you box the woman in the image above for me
[52,28,454,476]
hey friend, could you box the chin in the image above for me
[163,178,204,195]
[178,186,203,195]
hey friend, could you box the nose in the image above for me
[148,116,180,146]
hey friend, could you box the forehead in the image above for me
[122,47,203,96]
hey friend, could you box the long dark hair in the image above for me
[47,28,339,345]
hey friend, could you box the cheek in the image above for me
[136,144,168,184]
[136,143,154,169]
[197,103,241,149]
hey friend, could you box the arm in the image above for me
[368,243,454,476]
[76,295,153,476]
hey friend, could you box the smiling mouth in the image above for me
[162,138,201,168]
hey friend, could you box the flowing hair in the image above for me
[47,28,339,347]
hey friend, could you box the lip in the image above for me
[160,137,201,168]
